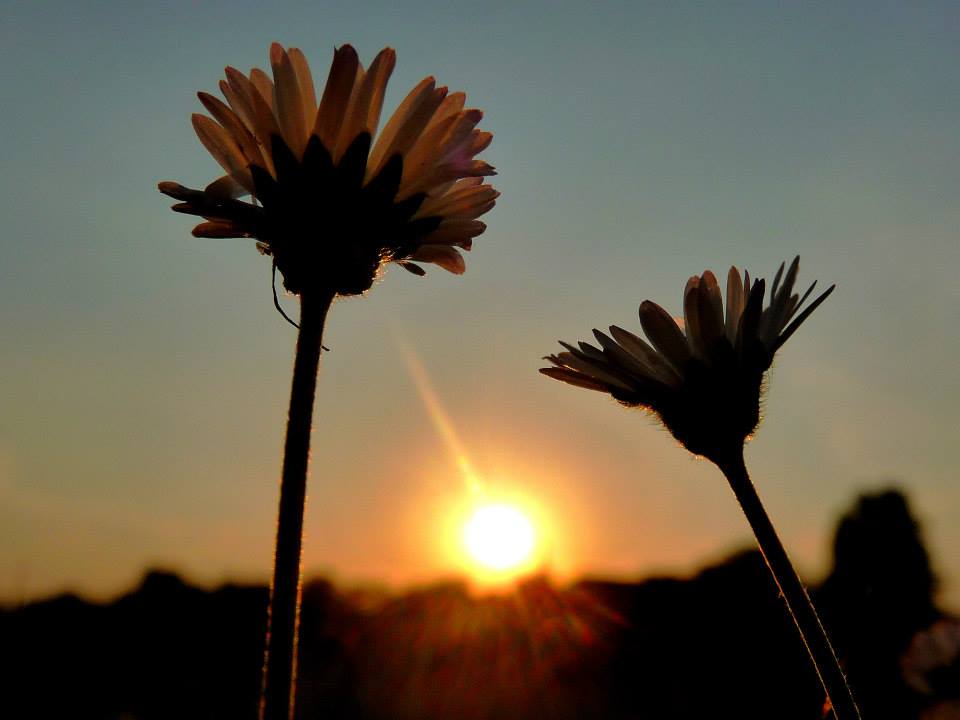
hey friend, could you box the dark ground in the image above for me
[2,488,956,719]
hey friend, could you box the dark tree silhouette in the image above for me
[1,487,947,719]
[818,488,940,719]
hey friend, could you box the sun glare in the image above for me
[464,503,537,573]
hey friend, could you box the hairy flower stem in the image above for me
[260,288,335,720]
[717,448,861,720]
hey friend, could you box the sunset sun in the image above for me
[464,503,537,574]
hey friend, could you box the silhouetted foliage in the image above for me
[1,488,952,719]
[2,572,268,719]
[818,489,942,719]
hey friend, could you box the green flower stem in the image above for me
[260,288,335,720]
[718,448,861,720]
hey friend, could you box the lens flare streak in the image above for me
[393,330,548,581]
[394,332,484,495]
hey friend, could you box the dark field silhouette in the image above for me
[3,488,956,719]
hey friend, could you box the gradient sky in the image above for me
[1,1,957,607]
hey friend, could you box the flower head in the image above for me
[159,43,497,297]
[541,257,834,462]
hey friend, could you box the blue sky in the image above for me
[1,1,958,606]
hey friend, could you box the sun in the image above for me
[463,503,537,573]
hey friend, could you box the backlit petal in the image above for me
[639,301,692,371]
[270,43,308,157]
[313,45,360,151]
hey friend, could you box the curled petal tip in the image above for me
[189,112,212,129]
[158,182,199,202]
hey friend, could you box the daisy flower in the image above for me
[541,257,860,719]
[160,43,496,298]
[542,256,833,463]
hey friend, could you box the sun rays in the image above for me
[395,332,552,584]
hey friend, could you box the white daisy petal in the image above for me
[640,301,692,371]
[429,91,466,129]
[725,266,744,343]
[313,45,360,151]
[399,112,459,195]
[554,352,633,392]
[249,68,275,111]
[697,270,726,349]
[191,114,254,192]
[198,92,264,169]
[683,276,703,353]
[335,48,396,159]
[416,183,499,219]
[421,219,485,247]
[287,47,317,128]
[225,67,279,174]
[330,63,366,160]
[219,78,256,134]
[368,76,437,177]
[539,367,610,393]
[410,244,466,274]
[270,43,307,157]
[592,329,661,383]
[204,175,247,199]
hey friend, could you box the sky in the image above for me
[1,1,958,607]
